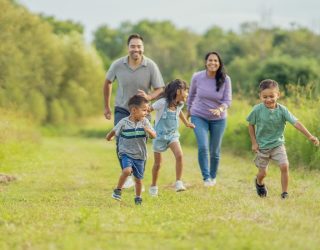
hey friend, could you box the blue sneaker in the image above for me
[112,188,122,201]
[134,196,142,205]
[255,178,268,197]
[281,192,289,199]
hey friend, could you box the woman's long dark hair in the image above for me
[205,51,226,91]
[163,79,187,107]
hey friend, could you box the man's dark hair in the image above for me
[127,33,144,45]
[259,79,279,92]
[128,94,149,110]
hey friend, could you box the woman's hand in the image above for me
[209,108,222,117]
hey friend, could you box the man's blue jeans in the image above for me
[191,115,226,180]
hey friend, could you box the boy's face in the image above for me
[259,88,280,109]
[131,103,149,121]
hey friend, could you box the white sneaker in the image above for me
[175,180,186,192]
[211,178,217,186]
[204,179,214,187]
[123,175,134,189]
[149,186,158,196]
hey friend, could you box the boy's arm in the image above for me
[105,130,116,141]
[179,111,195,128]
[144,126,156,139]
[248,124,259,152]
[294,121,319,146]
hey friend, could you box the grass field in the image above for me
[1,126,320,250]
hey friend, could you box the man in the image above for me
[103,33,164,188]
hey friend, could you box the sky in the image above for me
[18,0,320,42]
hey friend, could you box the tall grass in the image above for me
[0,108,40,174]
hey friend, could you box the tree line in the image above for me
[1,0,320,125]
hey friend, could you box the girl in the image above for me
[149,79,195,196]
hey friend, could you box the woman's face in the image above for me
[206,54,220,73]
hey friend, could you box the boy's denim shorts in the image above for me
[121,154,145,179]
[254,145,289,168]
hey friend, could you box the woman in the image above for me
[187,51,232,186]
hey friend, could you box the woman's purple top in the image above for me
[187,70,232,120]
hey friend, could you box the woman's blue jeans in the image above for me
[191,115,226,180]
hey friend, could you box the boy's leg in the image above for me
[169,141,183,181]
[255,167,268,197]
[151,152,162,186]
[134,177,142,197]
[116,167,132,189]
[279,163,289,193]
[257,167,267,185]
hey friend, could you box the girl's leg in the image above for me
[279,163,289,193]
[169,141,183,181]
[151,152,162,186]
[208,119,226,179]
[116,167,132,189]
[134,177,142,197]
[191,116,210,180]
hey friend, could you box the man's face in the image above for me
[128,38,144,61]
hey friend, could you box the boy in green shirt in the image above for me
[247,79,319,199]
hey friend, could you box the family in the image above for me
[104,34,319,205]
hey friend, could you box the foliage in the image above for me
[0,0,105,124]
[40,14,84,35]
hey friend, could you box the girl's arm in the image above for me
[179,111,195,128]
[248,124,259,152]
[294,121,319,146]
[106,130,116,141]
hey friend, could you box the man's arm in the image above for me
[137,87,164,101]
[103,79,113,119]
[248,124,259,152]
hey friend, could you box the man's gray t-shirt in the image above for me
[113,117,154,160]
[106,56,164,111]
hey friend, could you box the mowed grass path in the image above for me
[1,135,320,250]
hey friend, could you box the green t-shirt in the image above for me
[246,103,298,149]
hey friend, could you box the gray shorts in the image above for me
[254,145,289,168]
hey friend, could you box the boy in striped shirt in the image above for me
[106,95,156,204]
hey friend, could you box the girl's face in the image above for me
[176,88,188,102]
[259,88,280,109]
[206,54,220,73]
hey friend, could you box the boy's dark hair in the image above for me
[205,51,226,92]
[127,33,144,45]
[164,79,187,106]
[128,94,149,110]
[259,79,279,92]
